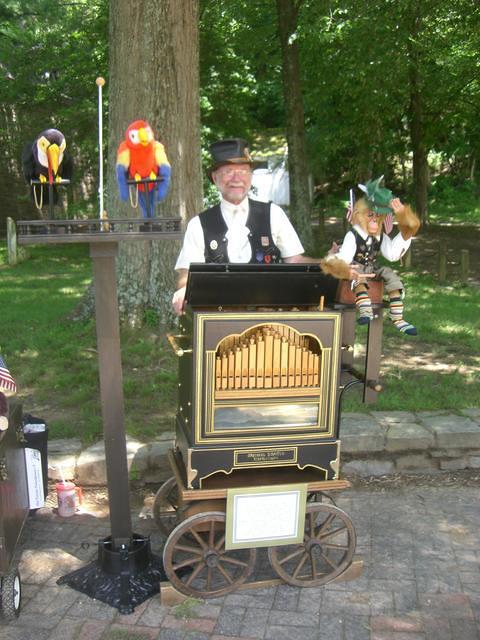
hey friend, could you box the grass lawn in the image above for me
[1,218,479,442]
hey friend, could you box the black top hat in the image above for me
[207,138,254,179]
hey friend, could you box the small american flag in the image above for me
[0,355,17,394]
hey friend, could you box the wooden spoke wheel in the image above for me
[268,503,356,587]
[163,511,256,598]
[307,490,337,506]
[153,476,181,537]
[0,568,22,621]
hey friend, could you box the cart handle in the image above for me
[166,333,192,357]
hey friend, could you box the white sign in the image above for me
[24,447,44,509]
[226,484,307,550]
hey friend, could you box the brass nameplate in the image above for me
[234,447,298,467]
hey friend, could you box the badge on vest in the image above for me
[261,236,270,247]
[209,240,218,250]
[256,251,264,263]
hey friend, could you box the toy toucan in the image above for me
[116,119,171,218]
[21,128,73,206]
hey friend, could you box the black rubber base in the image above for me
[57,534,167,614]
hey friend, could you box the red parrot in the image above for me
[116,119,171,218]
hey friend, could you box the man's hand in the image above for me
[349,267,375,283]
[172,286,186,316]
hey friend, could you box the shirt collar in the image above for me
[220,196,249,217]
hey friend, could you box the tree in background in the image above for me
[107,0,203,325]
[276,0,314,252]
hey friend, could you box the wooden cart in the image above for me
[154,264,374,598]
[154,450,358,598]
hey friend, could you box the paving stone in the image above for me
[385,422,434,451]
[342,459,395,476]
[372,411,419,425]
[272,584,299,611]
[267,609,319,627]
[105,623,159,639]
[339,415,385,453]
[159,630,186,640]
[240,607,270,638]
[45,617,85,640]
[344,614,371,640]
[265,625,319,640]
[419,414,480,448]
[318,614,344,640]
[76,437,145,485]
[395,453,436,470]
[214,607,245,636]
[460,408,480,421]
[47,438,83,481]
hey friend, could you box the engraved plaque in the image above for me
[234,447,297,467]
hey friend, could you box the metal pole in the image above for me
[96,77,106,222]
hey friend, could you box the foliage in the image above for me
[0,0,108,227]
[0,244,177,443]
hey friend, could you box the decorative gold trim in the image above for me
[194,311,342,445]
[186,449,198,489]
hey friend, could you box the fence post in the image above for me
[438,240,447,283]
[7,217,17,266]
[402,247,412,269]
[460,249,469,285]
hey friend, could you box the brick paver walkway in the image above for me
[2,479,480,639]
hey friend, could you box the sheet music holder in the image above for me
[185,263,338,308]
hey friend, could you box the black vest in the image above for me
[199,199,282,264]
[351,228,382,268]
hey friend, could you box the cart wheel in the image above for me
[268,503,356,587]
[307,490,337,506]
[153,476,181,537]
[0,568,22,621]
[163,511,256,598]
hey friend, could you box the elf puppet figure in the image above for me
[321,176,420,335]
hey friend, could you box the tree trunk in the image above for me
[108,0,203,326]
[275,0,314,253]
[407,1,429,225]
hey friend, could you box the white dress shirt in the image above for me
[174,197,304,270]
[332,224,412,265]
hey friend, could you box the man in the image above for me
[172,138,368,314]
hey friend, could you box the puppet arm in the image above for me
[392,201,420,240]
[320,231,360,279]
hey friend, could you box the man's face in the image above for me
[212,163,252,204]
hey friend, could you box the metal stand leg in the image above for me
[364,307,384,403]
[57,242,165,613]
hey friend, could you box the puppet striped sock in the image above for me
[355,290,373,325]
[389,296,417,335]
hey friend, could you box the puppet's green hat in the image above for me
[358,175,394,214]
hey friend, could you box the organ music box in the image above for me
[168,264,343,489]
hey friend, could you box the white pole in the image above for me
[96,77,106,221]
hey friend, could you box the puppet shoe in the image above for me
[391,318,417,336]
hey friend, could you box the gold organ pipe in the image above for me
[215,325,321,391]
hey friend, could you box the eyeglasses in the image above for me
[217,167,252,178]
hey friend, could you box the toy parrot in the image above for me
[21,128,73,207]
[116,119,171,218]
